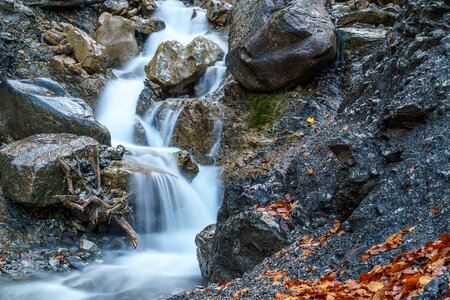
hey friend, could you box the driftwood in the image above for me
[26,0,105,7]
[54,145,138,249]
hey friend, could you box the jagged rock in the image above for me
[337,27,387,58]
[0,134,99,207]
[101,0,129,15]
[381,104,429,130]
[196,211,289,282]
[145,37,223,94]
[94,15,139,67]
[50,55,88,77]
[0,78,111,145]
[43,29,66,45]
[226,0,336,92]
[174,150,199,181]
[204,0,233,26]
[337,8,397,27]
[65,25,106,73]
[140,0,157,14]
[170,99,221,162]
[133,17,166,35]
[136,81,162,116]
[53,43,74,55]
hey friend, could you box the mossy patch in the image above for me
[246,93,287,129]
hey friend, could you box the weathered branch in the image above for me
[54,147,138,248]
[26,0,105,7]
[113,216,138,249]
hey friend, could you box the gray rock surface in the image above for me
[0,134,99,207]
[145,37,223,95]
[0,78,111,145]
[197,211,289,282]
[226,0,336,92]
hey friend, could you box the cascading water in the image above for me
[0,1,226,299]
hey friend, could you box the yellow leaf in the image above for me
[307,117,315,124]
[367,281,384,292]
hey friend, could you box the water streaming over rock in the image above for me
[0,0,226,299]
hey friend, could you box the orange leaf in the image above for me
[306,167,314,175]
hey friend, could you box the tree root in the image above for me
[54,145,138,248]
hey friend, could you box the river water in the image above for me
[0,1,226,299]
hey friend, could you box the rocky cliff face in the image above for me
[177,0,450,297]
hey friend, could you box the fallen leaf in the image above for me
[307,117,315,124]
[306,167,314,175]
[341,124,349,131]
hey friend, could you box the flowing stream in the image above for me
[0,1,226,299]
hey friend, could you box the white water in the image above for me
[0,0,226,299]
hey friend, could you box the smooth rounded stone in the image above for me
[0,134,99,207]
[94,15,139,67]
[101,0,129,15]
[168,99,222,163]
[196,211,289,282]
[204,0,233,26]
[133,17,166,35]
[0,78,111,145]
[145,36,224,95]
[226,0,336,92]
[174,150,199,181]
[64,25,106,73]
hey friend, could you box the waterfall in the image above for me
[0,0,226,299]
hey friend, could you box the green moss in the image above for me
[247,93,286,129]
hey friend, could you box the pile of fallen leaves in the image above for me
[274,233,450,300]
[253,200,299,220]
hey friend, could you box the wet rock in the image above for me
[65,25,106,73]
[337,27,387,58]
[197,211,289,282]
[50,55,88,77]
[145,37,223,95]
[0,134,99,207]
[140,0,157,14]
[337,8,397,27]
[0,78,111,145]
[170,99,222,162]
[101,0,129,15]
[174,150,199,181]
[133,120,148,146]
[135,81,162,116]
[226,0,336,92]
[204,0,232,26]
[101,155,158,191]
[79,238,98,252]
[133,17,166,35]
[94,15,139,67]
[27,0,104,7]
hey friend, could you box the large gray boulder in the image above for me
[0,134,99,207]
[226,0,336,92]
[145,37,223,95]
[0,78,111,145]
[196,211,289,282]
[94,15,139,67]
